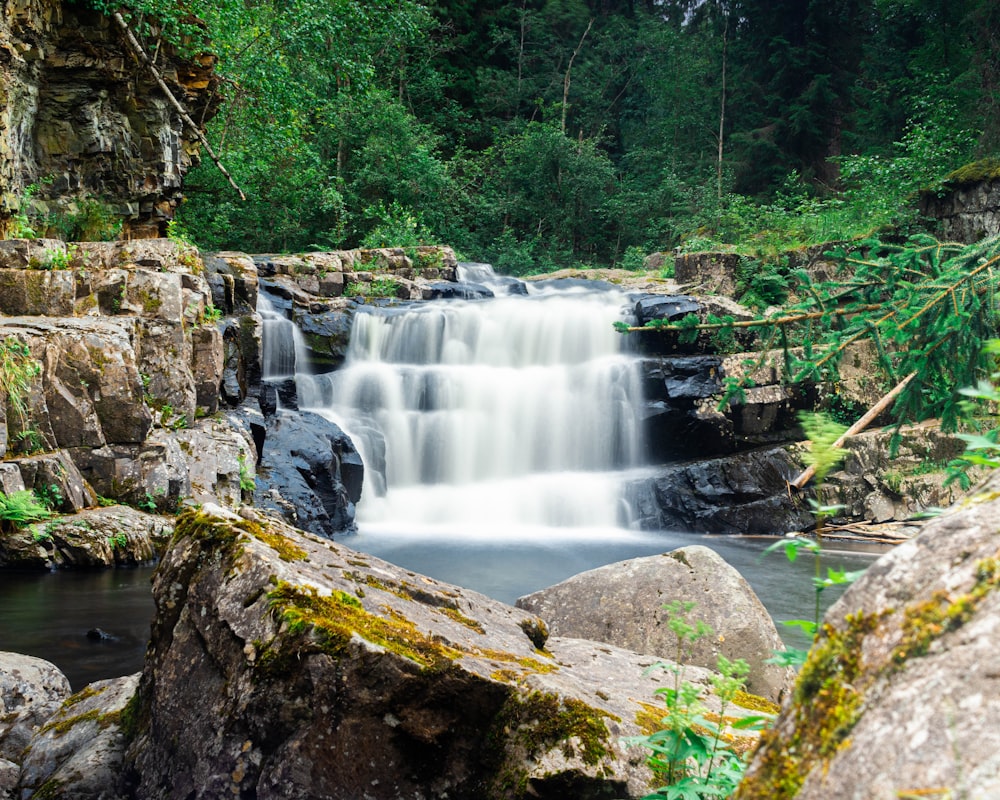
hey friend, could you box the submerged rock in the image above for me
[737,471,1000,798]
[123,505,761,799]
[516,546,793,703]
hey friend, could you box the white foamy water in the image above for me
[291,274,644,531]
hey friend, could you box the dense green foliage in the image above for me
[87,0,999,270]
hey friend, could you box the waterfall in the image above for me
[259,293,308,381]
[281,268,645,535]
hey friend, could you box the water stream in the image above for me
[0,268,880,689]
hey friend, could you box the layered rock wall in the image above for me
[0,0,220,237]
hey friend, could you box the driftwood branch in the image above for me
[790,371,917,490]
[112,11,247,201]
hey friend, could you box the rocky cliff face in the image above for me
[0,0,220,238]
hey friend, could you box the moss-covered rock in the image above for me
[737,471,1000,798]
[125,506,761,799]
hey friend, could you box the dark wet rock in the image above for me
[254,409,363,536]
[626,446,812,534]
[738,471,1000,798]
[517,546,793,703]
[634,294,702,325]
[424,281,495,300]
[291,303,355,370]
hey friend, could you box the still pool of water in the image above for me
[0,530,884,690]
[0,567,155,691]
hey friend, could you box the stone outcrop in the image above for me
[123,505,763,800]
[0,652,71,776]
[0,1,220,238]
[826,422,971,525]
[0,506,172,569]
[625,446,813,534]
[737,471,1000,798]
[919,159,1000,243]
[516,546,794,703]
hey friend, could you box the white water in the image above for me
[281,273,644,532]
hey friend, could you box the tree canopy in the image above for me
[86,0,999,271]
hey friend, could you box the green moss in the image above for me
[731,690,781,715]
[58,684,108,713]
[138,288,162,313]
[497,691,618,769]
[266,580,464,669]
[250,527,308,562]
[38,703,123,738]
[944,158,1000,186]
[736,611,883,800]
[31,779,63,799]
[893,555,1000,666]
[438,605,486,633]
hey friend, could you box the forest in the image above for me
[90,0,999,272]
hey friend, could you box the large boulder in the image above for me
[737,471,1000,799]
[124,506,762,800]
[516,546,793,703]
[15,674,137,800]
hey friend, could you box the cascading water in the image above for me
[295,270,645,535]
[256,265,875,619]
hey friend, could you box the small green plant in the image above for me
[238,453,255,493]
[107,532,128,550]
[0,490,54,533]
[31,525,53,543]
[138,493,158,513]
[166,219,195,247]
[49,197,122,241]
[14,427,45,455]
[620,245,648,271]
[203,304,223,323]
[369,278,400,298]
[96,495,117,507]
[946,339,1000,488]
[765,411,865,666]
[35,483,63,511]
[624,602,764,799]
[36,245,76,270]
[0,337,41,427]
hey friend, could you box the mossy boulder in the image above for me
[124,506,761,799]
[737,470,1000,798]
